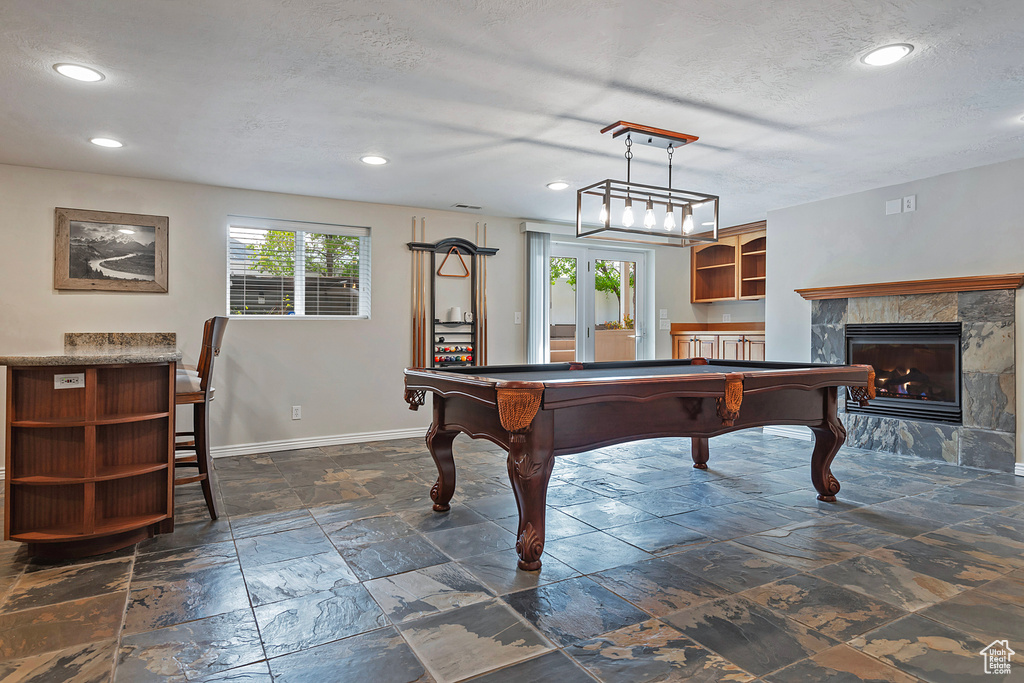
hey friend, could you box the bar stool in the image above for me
[175,316,228,519]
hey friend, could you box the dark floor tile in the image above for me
[398,505,488,533]
[234,525,334,568]
[339,534,450,580]
[457,548,580,595]
[268,627,431,683]
[309,498,391,531]
[324,514,417,547]
[868,537,1009,588]
[468,650,594,683]
[953,478,1024,503]
[918,585,1024,644]
[229,508,316,540]
[137,519,233,554]
[733,526,858,571]
[292,480,374,507]
[194,661,274,682]
[603,517,711,554]
[851,613,997,683]
[869,495,989,525]
[220,486,305,517]
[124,561,250,634]
[213,455,281,481]
[1,557,132,612]
[465,494,522,520]
[663,594,837,677]
[364,562,492,623]
[592,557,731,617]
[832,482,906,506]
[241,550,357,607]
[253,583,387,657]
[0,591,126,661]
[663,542,800,593]
[616,489,703,516]
[671,482,749,508]
[839,506,945,538]
[543,531,651,574]
[846,472,939,496]
[0,638,118,683]
[567,618,755,682]
[559,498,655,529]
[812,554,963,611]
[116,608,264,682]
[668,502,796,541]
[762,491,863,515]
[398,598,552,682]
[765,644,919,683]
[572,474,651,498]
[922,524,1024,570]
[494,508,597,541]
[742,573,906,641]
[504,576,649,646]
[424,522,516,559]
[131,540,238,580]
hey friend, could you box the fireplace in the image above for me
[846,323,961,423]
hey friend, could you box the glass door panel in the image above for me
[593,258,638,362]
[548,255,578,363]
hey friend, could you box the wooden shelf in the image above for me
[742,249,767,256]
[12,411,171,428]
[5,363,175,557]
[10,513,168,543]
[742,276,766,282]
[691,230,766,303]
[695,263,736,271]
[11,463,169,486]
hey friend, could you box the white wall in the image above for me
[0,163,524,458]
[766,156,1024,463]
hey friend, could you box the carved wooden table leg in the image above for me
[507,425,555,571]
[810,387,846,502]
[691,437,710,469]
[425,396,458,512]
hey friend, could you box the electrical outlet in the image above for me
[903,195,916,212]
[722,314,731,323]
[54,373,85,389]
[885,199,902,215]
[291,405,301,420]
[514,312,522,324]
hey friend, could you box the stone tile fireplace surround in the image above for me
[807,287,1016,473]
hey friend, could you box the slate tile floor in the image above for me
[0,431,1022,682]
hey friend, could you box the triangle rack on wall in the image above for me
[407,237,499,369]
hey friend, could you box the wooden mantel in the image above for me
[796,274,1024,301]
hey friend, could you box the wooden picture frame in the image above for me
[54,207,169,292]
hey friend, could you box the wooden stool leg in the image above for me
[194,402,219,519]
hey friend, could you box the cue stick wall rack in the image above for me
[408,230,497,369]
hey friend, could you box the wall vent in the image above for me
[451,203,483,210]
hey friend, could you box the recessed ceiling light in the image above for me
[861,43,914,66]
[90,137,123,148]
[360,155,388,165]
[53,63,105,82]
[546,181,569,191]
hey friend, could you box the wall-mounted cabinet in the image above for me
[690,228,766,303]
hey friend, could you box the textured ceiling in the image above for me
[1,0,1023,226]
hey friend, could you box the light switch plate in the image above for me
[659,309,668,319]
[722,314,731,323]
[659,319,670,330]
[885,199,902,215]
[514,312,522,325]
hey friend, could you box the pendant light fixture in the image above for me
[577,121,719,247]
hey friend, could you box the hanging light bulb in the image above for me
[681,204,695,234]
[622,198,634,227]
[664,203,676,231]
[599,201,609,224]
[644,199,657,229]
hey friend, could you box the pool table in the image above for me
[404,358,875,570]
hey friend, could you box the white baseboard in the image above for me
[762,425,812,441]
[209,427,426,459]
[1016,462,1024,477]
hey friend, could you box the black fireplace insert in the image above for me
[845,323,961,423]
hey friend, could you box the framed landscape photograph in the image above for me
[54,208,169,292]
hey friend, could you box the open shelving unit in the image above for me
[4,362,175,557]
[690,228,766,303]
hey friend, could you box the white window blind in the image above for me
[227,217,371,318]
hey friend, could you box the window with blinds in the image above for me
[227,217,371,318]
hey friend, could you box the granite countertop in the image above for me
[0,332,182,366]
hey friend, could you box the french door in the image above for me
[548,244,649,362]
